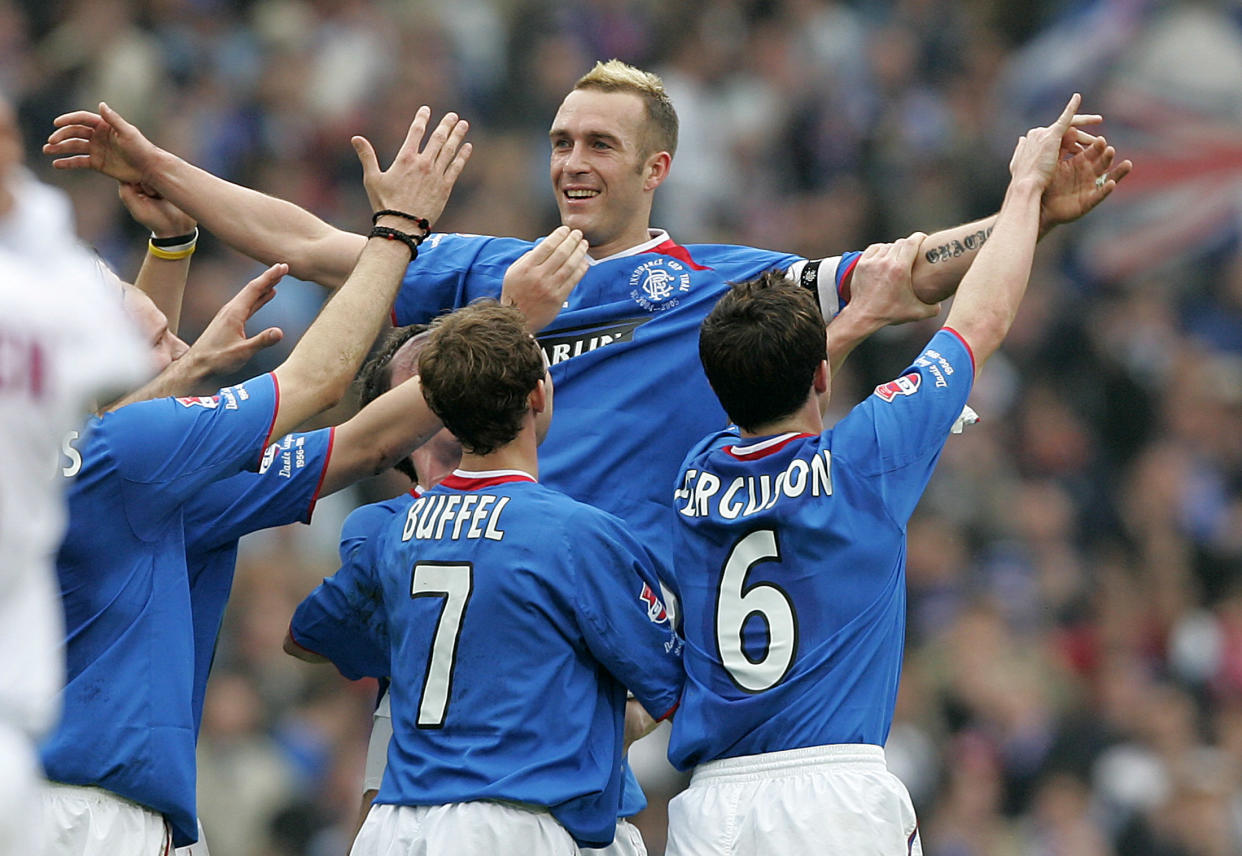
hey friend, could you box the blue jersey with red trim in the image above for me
[290,485,653,822]
[321,469,683,847]
[289,488,419,681]
[183,427,333,735]
[393,232,859,583]
[667,330,975,769]
[42,374,280,847]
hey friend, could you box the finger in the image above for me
[558,238,590,287]
[444,141,473,183]
[1068,112,1102,128]
[52,111,103,129]
[435,118,470,173]
[240,327,285,357]
[1108,158,1133,186]
[545,227,582,273]
[42,139,92,157]
[244,263,289,299]
[894,232,925,268]
[398,106,432,160]
[1053,94,1083,133]
[46,124,97,145]
[352,136,380,180]
[49,155,94,170]
[98,102,137,137]
[528,226,572,267]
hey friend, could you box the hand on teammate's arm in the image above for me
[120,182,197,334]
[45,102,367,289]
[501,226,589,331]
[826,234,936,375]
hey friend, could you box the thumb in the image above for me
[353,135,380,179]
[98,101,136,137]
[243,327,284,355]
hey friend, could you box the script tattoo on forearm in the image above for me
[924,225,993,265]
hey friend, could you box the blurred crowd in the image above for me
[5,0,1242,854]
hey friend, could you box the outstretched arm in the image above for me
[908,120,1132,305]
[46,102,367,289]
[945,95,1085,368]
[268,108,471,441]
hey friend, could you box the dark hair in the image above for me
[699,270,826,431]
[356,324,430,482]
[418,300,546,455]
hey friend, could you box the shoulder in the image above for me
[682,242,804,274]
[416,233,533,266]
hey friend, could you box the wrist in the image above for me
[1006,177,1044,206]
[148,227,198,261]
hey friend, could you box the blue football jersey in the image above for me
[183,427,333,735]
[43,375,281,846]
[289,489,419,680]
[667,330,975,770]
[326,469,682,847]
[393,231,859,586]
[290,485,653,823]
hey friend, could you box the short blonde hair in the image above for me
[574,59,678,158]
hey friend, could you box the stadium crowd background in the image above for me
[6,0,1242,853]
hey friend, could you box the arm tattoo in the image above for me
[924,225,993,265]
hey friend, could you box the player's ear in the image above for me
[529,377,548,416]
[643,151,671,192]
[813,359,829,395]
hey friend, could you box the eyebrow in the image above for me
[549,128,625,146]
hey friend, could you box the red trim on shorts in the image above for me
[305,426,336,522]
[942,326,976,374]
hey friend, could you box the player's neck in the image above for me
[587,220,655,261]
[458,431,539,480]
[738,395,825,440]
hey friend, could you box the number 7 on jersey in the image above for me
[411,562,474,728]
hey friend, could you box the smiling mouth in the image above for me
[564,189,600,200]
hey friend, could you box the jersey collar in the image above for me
[587,229,671,264]
[724,432,815,461]
[439,468,537,490]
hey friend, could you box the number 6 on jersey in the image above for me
[411,562,474,727]
[716,529,798,692]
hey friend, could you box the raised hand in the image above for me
[44,102,161,189]
[501,226,589,331]
[1039,124,1133,234]
[185,264,286,377]
[352,107,472,228]
[849,233,940,326]
[118,183,195,238]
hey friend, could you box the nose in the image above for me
[170,335,190,362]
[563,141,589,175]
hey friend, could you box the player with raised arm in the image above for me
[42,63,1130,601]
[40,107,471,856]
[289,300,683,854]
[662,96,1088,856]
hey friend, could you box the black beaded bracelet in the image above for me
[150,228,199,248]
[369,225,421,260]
[372,209,430,237]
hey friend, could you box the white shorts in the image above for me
[42,782,172,856]
[351,801,577,856]
[579,818,647,856]
[665,744,922,856]
[362,691,393,794]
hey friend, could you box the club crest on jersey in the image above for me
[176,395,220,408]
[874,373,921,401]
[629,258,692,312]
[639,582,669,624]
